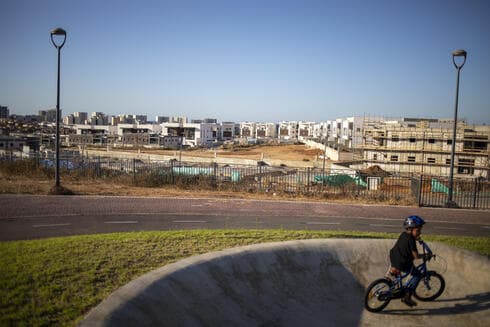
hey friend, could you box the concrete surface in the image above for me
[80,239,490,327]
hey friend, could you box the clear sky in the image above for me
[1,0,489,123]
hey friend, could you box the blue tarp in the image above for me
[172,167,241,182]
[431,178,449,193]
[314,174,367,187]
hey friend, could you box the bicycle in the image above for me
[364,240,445,312]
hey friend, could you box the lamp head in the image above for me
[452,49,467,69]
[50,27,67,49]
[452,49,467,57]
[50,28,66,36]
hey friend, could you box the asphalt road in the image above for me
[1,194,489,241]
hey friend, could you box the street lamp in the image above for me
[50,28,67,189]
[446,49,467,208]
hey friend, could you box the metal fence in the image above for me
[412,175,490,209]
[1,152,489,209]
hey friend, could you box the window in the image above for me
[428,139,435,144]
[427,158,436,164]
[458,158,475,166]
[390,155,398,162]
[446,159,451,165]
[409,138,416,143]
[408,156,416,162]
[391,135,399,142]
[373,154,378,161]
[447,140,452,145]
[458,166,474,174]
[458,158,475,174]
[464,141,487,151]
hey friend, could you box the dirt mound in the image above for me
[361,165,391,176]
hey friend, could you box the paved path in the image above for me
[1,194,489,241]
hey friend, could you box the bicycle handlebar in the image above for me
[418,240,435,261]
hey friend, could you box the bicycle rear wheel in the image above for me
[364,278,392,312]
[414,271,445,301]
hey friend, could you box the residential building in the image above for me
[169,116,188,124]
[89,112,108,125]
[361,118,490,178]
[278,121,298,140]
[73,112,88,124]
[69,124,117,145]
[221,122,236,140]
[39,109,57,123]
[255,123,277,139]
[133,115,147,124]
[239,122,256,139]
[63,114,75,125]
[297,121,316,141]
[0,134,40,153]
[0,106,9,119]
[161,121,219,147]
[156,116,169,123]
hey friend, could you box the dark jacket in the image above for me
[390,232,417,272]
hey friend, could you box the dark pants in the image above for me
[406,266,422,294]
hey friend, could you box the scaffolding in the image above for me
[359,116,490,178]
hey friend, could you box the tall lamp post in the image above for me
[446,49,467,207]
[50,28,67,189]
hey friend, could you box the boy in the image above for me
[388,215,428,307]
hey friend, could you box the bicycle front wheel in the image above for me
[364,278,392,312]
[414,271,445,301]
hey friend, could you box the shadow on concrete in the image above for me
[383,292,490,316]
[81,241,365,326]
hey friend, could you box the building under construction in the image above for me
[361,118,490,179]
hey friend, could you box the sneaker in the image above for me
[401,295,417,307]
[392,288,404,297]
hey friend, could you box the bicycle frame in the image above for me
[391,240,432,292]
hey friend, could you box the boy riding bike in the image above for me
[387,215,431,307]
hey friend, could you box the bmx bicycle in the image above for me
[364,240,445,312]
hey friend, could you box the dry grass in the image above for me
[0,172,417,206]
[0,145,415,205]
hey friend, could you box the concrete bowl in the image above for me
[80,239,490,327]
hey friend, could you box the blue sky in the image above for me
[1,0,489,123]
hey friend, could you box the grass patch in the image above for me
[1,230,489,326]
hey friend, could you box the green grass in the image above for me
[1,230,489,326]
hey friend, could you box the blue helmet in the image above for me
[404,215,425,229]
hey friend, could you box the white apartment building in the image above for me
[68,124,118,145]
[297,121,316,141]
[161,121,220,147]
[312,122,328,140]
[240,122,256,139]
[117,123,162,136]
[73,112,88,124]
[323,117,364,148]
[221,122,235,140]
[255,123,277,139]
[278,121,298,140]
[88,112,108,125]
